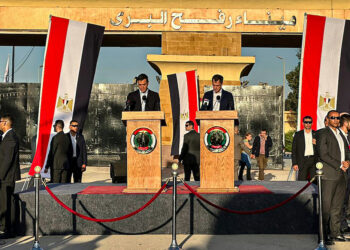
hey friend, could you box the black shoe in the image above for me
[325,239,334,245]
[331,235,347,242]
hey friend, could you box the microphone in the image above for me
[202,98,210,110]
[142,95,147,102]
[216,95,221,102]
[124,100,132,111]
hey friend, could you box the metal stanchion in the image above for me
[315,162,327,250]
[32,166,43,250]
[169,163,182,250]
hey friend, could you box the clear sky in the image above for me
[0,45,300,94]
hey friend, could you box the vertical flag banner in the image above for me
[298,14,350,130]
[3,55,9,83]
[29,16,104,175]
[167,70,199,155]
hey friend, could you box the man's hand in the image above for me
[342,161,349,168]
[293,165,299,171]
[81,164,86,172]
[250,154,255,159]
[312,139,316,145]
[44,168,48,173]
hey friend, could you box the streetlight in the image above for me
[38,65,43,83]
[277,56,286,169]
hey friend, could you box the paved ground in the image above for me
[2,159,347,249]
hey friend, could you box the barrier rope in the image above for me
[181,178,314,215]
[42,179,169,222]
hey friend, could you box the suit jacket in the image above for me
[318,126,350,180]
[126,89,160,111]
[45,131,70,171]
[0,129,20,183]
[179,130,200,166]
[66,132,87,168]
[200,89,235,111]
[291,130,317,166]
[252,135,273,158]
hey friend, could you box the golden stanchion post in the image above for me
[315,162,326,250]
[32,166,43,250]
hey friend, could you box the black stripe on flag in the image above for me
[72,23,104,130]
[167,73,180,155]
[337,20,350,113]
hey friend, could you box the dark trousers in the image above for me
[322,177,346,238]
[238,160,252,180]
[0,181,15,234]
[51,168,69,183]
[184,163,200,181]
[68,158,82,183]
[298,156,316,181]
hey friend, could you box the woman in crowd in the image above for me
[238,132,253,181]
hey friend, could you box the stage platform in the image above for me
[14,181,318,236]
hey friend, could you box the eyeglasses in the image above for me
[70,125,78,128]
[329,116,340,120]
[303,121,312,124]
[0,120,6,123]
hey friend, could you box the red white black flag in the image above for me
[167,70,199,155]
[298,14,350,130]
[29,16,104,175]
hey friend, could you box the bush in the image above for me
[285,130,295,152]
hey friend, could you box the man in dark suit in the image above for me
[318,110,350,244]
[0,114,20,239]
[125,73,160,111]
[179,120,200,181]
[66,120,87,183]
[44,120,71,183]
[292,116,317,181]
[200,74,234,111]
[252,129,273,180]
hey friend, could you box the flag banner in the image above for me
[29,16,104,175]
[298,14,350,130]
[3,55,9,83]
[167,70,199,155]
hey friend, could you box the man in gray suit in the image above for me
[0,114,20,239]
[179,121,200,181]
[318,110,350,244]
[44,120,71,183]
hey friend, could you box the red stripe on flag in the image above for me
[186,70,199,132]
[29,17,69,175]
[300,15,326,130]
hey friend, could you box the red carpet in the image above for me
[78,185,273,195]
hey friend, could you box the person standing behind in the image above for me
[66,120,87,183]
[318,110,349,244]
[234,126,248,181]
[179,121,200,181]
[200,74,234,111]
[44,120,70,183]
[252,129,273,181]
[0,114,20,238]
[292,116,317,181]
[238,132,254,181]
[125,73,160,111]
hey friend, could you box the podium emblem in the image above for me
[131,128,157,154]
[204,126,230,153]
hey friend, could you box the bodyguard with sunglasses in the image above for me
[292,116,317,181]
[318,110,350,244]
[66,120,87,183]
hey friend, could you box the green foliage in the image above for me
[285,50,301,112]
[284,130,295,152]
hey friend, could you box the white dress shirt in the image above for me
[330,127,345,167]
[213,89,222,111]
[2,128,12,140]
[70,133,77,157]
[139,89,149,112]
[304,130,314,156]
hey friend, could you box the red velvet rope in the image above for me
[44,182,167,222]
[182,181,312,215]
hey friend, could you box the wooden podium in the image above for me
[196,110,239,193]
[122,111,164,193]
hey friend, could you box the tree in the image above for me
[285,50,301,111]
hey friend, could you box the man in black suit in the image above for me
[179,121,200,181]
[125,73,160,111]
[292,116,317,181]
[0,114,20,239]
[44,120,71,183]
[66,120,87,183]
[252,129,273,180]
[318,110,350,244]
[200,74,234,111]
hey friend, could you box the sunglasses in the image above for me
[185,125,189,127]
[303,121,312,124]
[329,116,340,120]
[70,125,79,128]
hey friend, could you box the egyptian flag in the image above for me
[167,70,199,155]
[29,16,104,175]
[298,14,350,130]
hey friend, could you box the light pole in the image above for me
[38,65,43,83]
[277,56,286,169]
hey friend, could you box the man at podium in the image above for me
[200,74,234,111]
[125,73,160,111]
